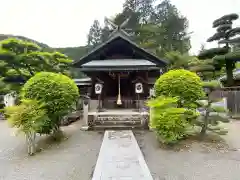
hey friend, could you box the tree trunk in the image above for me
[213,71,216,79]
[52,122,64,141]
[226,61,234,87]
[26,132,36,156]
[200,111,209,136]
[200,100,211,137]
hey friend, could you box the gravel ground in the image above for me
[222,120,240,150]
[0,120,103,180]
[134,121,240,180]
[2,118,240,180]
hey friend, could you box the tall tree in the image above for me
[189,45,223,80]
[0,38,72,92]
[86,0,190,57]
[113,10,140,32]
[233,44,240,51]
[198,13,240,86]
[87,20,102,48]
[150,0,190,55]
[165,51,192,70]
[199,44,206,53]
[123,0,155,24]
[135,23,166,52]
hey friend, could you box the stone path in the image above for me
[92,130,153,180]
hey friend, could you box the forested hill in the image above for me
[55,46,88,61]
[0,34,50,48]
[0,34,88,61]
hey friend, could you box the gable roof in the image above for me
[82,59,156,67]
[73,29,167,67]
[79,59,160,71]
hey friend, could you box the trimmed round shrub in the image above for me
[147,96,197,144]
[154,69,204,107]
[21,72,79,123]
[152,107,191,144]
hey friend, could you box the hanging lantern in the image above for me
[135,83,143,94]
[95,83,103,94]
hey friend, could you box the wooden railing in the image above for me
[210,87,240,115]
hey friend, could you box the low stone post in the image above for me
[81,97,90,131]
[140,111,149,129]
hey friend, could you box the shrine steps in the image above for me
[93,119,143,130]
[88,110,149,130]
[92,124,144,131]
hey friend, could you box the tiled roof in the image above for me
[82,59,156,67]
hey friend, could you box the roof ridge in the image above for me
[72,30,167,66]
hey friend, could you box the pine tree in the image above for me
[86,0,190,56]
[151,0,190,54]
[123,0,155,24]
[0,38,72,92]
[87,20,102,48]
[196,81,229,136]
[198,13,240,86]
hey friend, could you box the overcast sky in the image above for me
[1,0,240,55]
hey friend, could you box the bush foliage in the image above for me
[196,80,229,136]
[4,99,52,155]
[147,96,198,144]
[21,72,79,130]
[154,69,205,107]
[4,99,49,134]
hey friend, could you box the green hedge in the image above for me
[154,69,204,108]
[147,96,197,144]
[21,72,79,125]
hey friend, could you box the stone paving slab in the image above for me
[92,130,153,180]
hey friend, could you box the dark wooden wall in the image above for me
[88,71,151,100]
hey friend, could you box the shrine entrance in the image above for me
[72,18,167,130]
[72,26,167,111]
[103,72,136,109]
